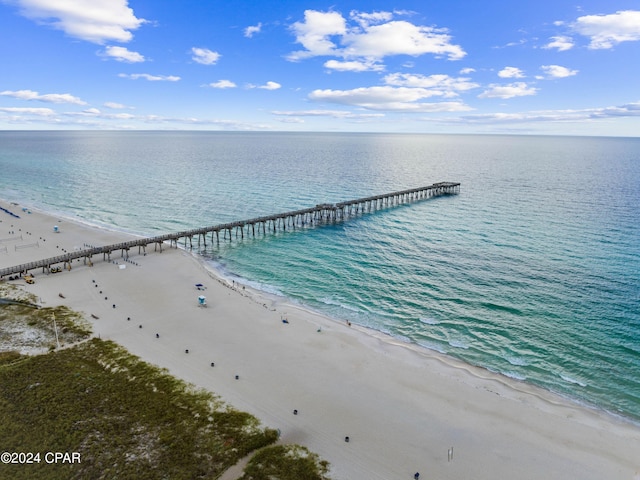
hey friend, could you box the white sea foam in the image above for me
[392,334,412,344]
[419,317,440,325]
[502,371,527,381]
[240,279,285,297]
[560,374,587,388]
[319,296,362,313]
[506,356,529,366]
[206,259,285,297]
[416,341,447,354]
[448,340,469,350]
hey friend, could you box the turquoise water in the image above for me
[1,131,639,422]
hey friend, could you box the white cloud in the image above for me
[504,39,528,48]
[245,81,281,90]
[104,102,128,109]
[272,109,384,119]
[118,73,180,81]
[276,117,306,124]
[540,65,578,78]
[0,107,56,116]
[102,45,144,63]
[572,10,640,49]
[288,10,347,60]
[109,112,136,119]
[383,73,478,97]
[478,82,538,99]
[244,23,262,38]
[343,20,466,60]
[311,86,430,104]
[543,35,574,51]
[308,86,472,112]
[595,101,640,117]
[349,10,393,28]
[67,108,137,120]
[324,59,384,72]
[258,81,281,90]
[460,67,476,74]
[0,89,86,105]
[0,106,277,130]
[8,0,146,44]
[207,80,237,89]
[191,47,220,65]
[454,102,640,125]
[287,10,465,63]
[498,67,525,78]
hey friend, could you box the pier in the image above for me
[0,182,459,278]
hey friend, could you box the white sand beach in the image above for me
[2,199,639,480]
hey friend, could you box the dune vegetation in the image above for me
[0,283,330,479]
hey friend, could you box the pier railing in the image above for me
[0,182,459,277]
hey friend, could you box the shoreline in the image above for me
[6,197,637,426]
[2,198,640,479]
[194,249,640,429]
[2,197,639,425]
[201,253,640,428]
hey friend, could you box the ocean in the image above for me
[1,131,639,423]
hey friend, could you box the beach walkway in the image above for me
[0,182,460,278]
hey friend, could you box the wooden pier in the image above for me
[0,182,459,278]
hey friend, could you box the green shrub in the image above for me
[240,444,331,480]
[0,339,278,480]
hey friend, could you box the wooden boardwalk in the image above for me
[0,182,459,278]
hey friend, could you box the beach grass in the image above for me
[0,338,281,479]
[0,283,332,480]
[239,444,331,480]
[0,282,91,352]
[0,282,36,304]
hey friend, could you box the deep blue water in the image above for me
[1,131,639,421]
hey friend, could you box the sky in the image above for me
[1,0,640,135]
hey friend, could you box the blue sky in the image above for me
[1,1,640,135]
